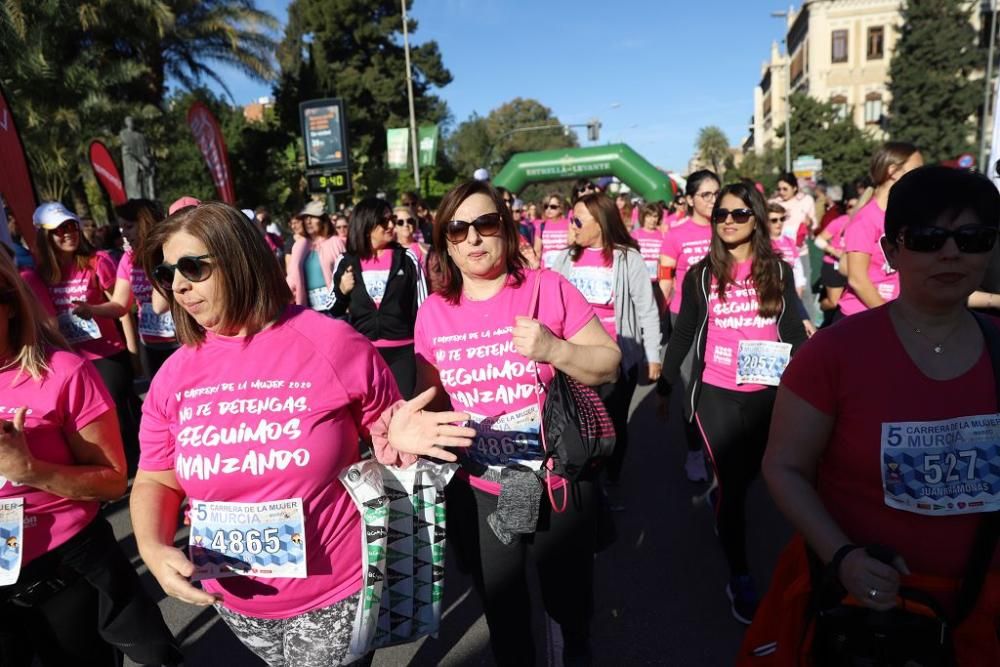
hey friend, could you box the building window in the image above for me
[831,95,849,121]
[832,29,848,63]
[867,26,884,59]
[864,93,883,125]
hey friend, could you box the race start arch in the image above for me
[492,143,673,203]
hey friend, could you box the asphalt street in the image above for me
[113,380,792,666]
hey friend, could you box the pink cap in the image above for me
[168,196,201,216]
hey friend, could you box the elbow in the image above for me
[600,345,622,384]
[103,469,129,500]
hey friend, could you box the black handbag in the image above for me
[527,270,616,511]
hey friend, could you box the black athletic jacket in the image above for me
[331,244,426,342]
[657,261,808,420]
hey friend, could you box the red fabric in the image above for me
[88,140,126,205]
[186,101,236,204]
[0,83,38,252]
[795,222,809,248]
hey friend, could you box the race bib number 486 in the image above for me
[881,414,999,516]
[189,498,307,580]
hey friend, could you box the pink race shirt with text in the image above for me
[117,250,176,345]
[535,218,570,268]
[0,351,111,565]
[414,270,595,495]
[701,260,780,392]
[662,220,713,314]
[567,249,616,338]
[139,307,401,619]
[838,200,896,316]
[632,228,667,281]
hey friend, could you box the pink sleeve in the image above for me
[138,369,177,471]
[662,233,680,261]
[780,330,838,416]
[94,252,117,290]
[116,252,132,282]
[844,213,877,255]
[413,305,431,362]
[19,269,56,316]
[58,355,114,435]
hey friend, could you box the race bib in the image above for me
[467,404,543,470]
[138,302,175,339]
[57,312,101,345]
[541,249,561,268]
[189,498,307,580]
[363,270,390,306]
[881,414,1000,516]
[736,340,792,386]
[0,498,23,586]
[569,266,613,305]
[307,286,334,311]
[644,259,658,280]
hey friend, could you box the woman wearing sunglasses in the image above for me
[837,142,924,319]
[760,167,1000,665]
[131,202,472,666]
[286,200,345,314]
[533,192,571,268]
[393,204,428,265]
[19,202,140,452]
[657,182,808,625]
[659,169,721,483]
[331,199,427,398]
[550,194,662,502]
[413,181,620,666]
[0,252,180,666]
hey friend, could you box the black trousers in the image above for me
[377,343,416,399]
[446,479,598,666]
[596,363,639,484]
[90,351,140,454]
[142,342,179,379]
[694,383,777,578]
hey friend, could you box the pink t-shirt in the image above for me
[20,252,124,360]
[414,269,595,495]
[535,218,570,268]
[360,250,416,349]
[117,250,176,345]
[701,260,780,392]
[0,350,111,565]
[139,307,401,619]
[632,228,667,281]
[661,220,713,314]
[838,200,896,316]
[822,214,850,266]
[771,235,799,267]
[567,249,616,338]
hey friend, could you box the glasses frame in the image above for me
[712,208,755,224]
[445,212,503,244]
[153,254,215,291]
[899,225,999,254]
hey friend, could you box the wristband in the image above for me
[658,264,675,280]
[828,543,863,584]
[814,237,829,250]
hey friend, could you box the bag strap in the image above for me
[953,313,1000,624]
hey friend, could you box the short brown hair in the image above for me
[432,181,525,304]
[115,199,164,250]
[766,202,787,215]
[141,202,291,346]
[640,201,663,221]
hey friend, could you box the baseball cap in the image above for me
[473,168,490,182]
[241,208,255,220]
[300,200,326,217]
[33,202,80,230]
[168,196,201,216]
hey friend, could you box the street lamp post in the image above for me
[980,1,997,171]
[401,0,420,189]
[771,11,792,173]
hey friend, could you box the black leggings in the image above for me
[376,343,416,399]
[694,383,777,577]
[141,342,179,379]
[446,480,598,666]
[90,352,139,453]
[597,363,639,483]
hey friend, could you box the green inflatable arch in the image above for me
[492,143,673,203]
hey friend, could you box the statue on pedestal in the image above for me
[119,117,156,200]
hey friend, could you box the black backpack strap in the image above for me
[954,313,1000,624]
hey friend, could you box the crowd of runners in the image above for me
[1,138,998,666]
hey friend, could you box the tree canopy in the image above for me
[696,126,730,176]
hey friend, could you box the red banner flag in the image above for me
[88,140,127,206]
[186,101,236,204]
[0,82,39,252]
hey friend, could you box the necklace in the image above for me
[895,308,965,354]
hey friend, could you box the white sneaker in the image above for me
[685,450,709,482]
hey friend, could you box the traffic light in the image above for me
[587,118,601,142]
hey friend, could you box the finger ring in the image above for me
[868,587,878,600]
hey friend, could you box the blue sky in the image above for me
[206,0,792,174]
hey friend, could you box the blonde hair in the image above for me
[0,252,69,381]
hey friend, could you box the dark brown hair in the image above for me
[568,193,640,262]
[702,182,784,318]
[432,181,525,304]
[115,198,164,253]
[640,201,663,225]
[141,202,291,346]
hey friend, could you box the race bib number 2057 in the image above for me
[881,414,1000,516]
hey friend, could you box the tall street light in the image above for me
[401,0,420,189]
[771,11,793,172]
[980,1,998,171]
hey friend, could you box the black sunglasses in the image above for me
[545,204,561,210]
[446,212,502,243]
[153,254,214,290]
[395,217,415,226]
[900,225,998,254]
[712,208,755,224]
[768,215,788,224]
[571,217,583,228]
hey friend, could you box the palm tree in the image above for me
[697,126,731,176]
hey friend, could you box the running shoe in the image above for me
[726,575,759,625]
[685,449,709,482]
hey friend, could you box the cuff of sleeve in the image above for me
[370,399,419,468]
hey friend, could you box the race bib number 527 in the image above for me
[881,414,999,516]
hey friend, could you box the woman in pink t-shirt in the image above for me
[550,194,662,494]
[771,172,816,244]
[392,204,428,265]
[0,253,179,665]
[414,181,620,666]
[130,203,473,666]
[657,182,807,625]
[533,192,571,268]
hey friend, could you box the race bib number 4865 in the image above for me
[881,414,1000,516]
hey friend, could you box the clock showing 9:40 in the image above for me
[306,170,350,194]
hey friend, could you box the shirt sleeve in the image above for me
[662,233,680,262]
[331,325,404,439]
[779,327,839,415]
[94,252,117,291]
[413,302,431,363]
[844,212,877,256]
[58,354,114,436]
[138,368,178,471]
[116,252,132,282]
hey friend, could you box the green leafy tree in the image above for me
[886,0,982,161]
[696,126,731,176]
[275,0,452,195]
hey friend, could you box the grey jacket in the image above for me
[550,246,663,371]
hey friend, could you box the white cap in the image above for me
[241,208,255,220]
[33,202,80,230]
[473,168,490,182]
